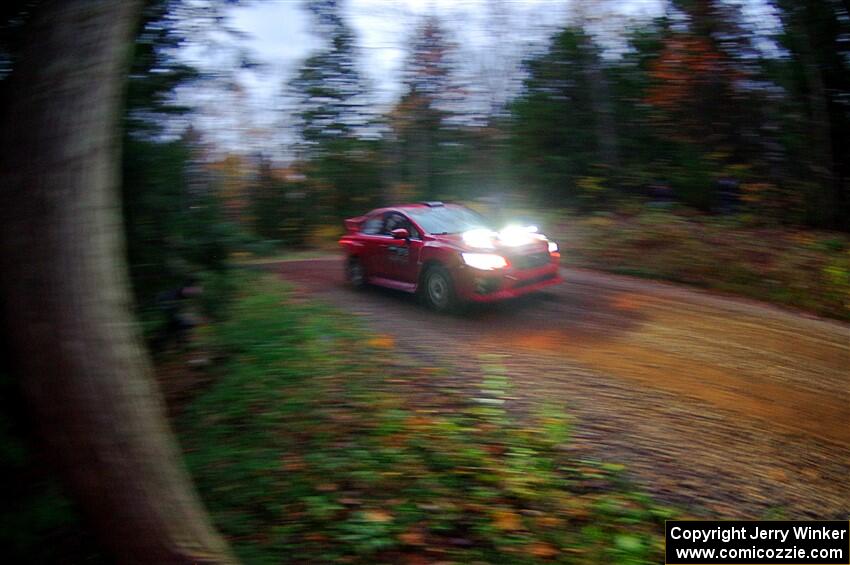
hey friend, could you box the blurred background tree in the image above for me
[285,0,384,232]
[109,0,849,243]
[770,0,850,227]
[122,0,241,327]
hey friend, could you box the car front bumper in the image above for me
[455,256,562,303]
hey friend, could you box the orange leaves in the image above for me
[404,414,436,429]
[527,541,559,559]
[611,293,645,312]
[367,334,395,349]
[535,515,564,529]
[363,509,393,523]
[398,530,426,545]
[645,34,728,114]
[492,509,523,531]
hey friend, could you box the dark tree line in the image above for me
[508,0,850,226]
[263,0,849,236]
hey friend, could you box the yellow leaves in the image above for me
[492,509,523,531]
[367,334,395,349]
[363,509,393,523]
[577,176,606,193]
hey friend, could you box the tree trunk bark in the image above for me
[0,2,236,563]
[797,20,837,226]
[573,0,620,178]
[584,58,621,176]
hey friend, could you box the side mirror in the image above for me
[391,228,409,240]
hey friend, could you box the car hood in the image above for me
[432,233,550,254]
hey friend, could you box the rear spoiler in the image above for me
[344,215,365,233]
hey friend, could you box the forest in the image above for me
[113,0,850,318]
[0,1,848,564]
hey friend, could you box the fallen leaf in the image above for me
[615,534,642,552]
[364,509,393,523]
[398,531,425,545]
[367,335,395,349]
[493,510,522,531]
[536,516,563,528]
[528,541,558,558]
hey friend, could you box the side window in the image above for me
[360,215,384,235]
[383,213,420,239]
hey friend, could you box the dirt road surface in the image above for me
[276,257,849,519]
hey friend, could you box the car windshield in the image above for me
[406,205,492,235]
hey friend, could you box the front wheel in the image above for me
[346,257,367,289]
[421,265,456,312]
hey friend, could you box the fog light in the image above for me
[462,253,508,270]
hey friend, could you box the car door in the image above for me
[356,213,391,279]
[382,212,422,284]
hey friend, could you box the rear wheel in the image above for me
[421,265,455,312]
[346,256,366,289]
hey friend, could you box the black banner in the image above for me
[666,521,849,564]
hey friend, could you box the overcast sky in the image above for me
[177,0,779,159]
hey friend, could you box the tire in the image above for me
[421,264,456,312]
[346,256,367,289]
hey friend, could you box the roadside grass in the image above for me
[230,248,337,267]
[554,208,850,321]
[179,275,673,564]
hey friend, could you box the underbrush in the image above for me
[556,208,850,321]
[180,275,672,564]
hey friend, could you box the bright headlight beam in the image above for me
[462,253,508,270]
[462,228,496,249]
[499,225,536,247]
[548,241,558,253]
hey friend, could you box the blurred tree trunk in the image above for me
[0,2,236,564]
[584,58,620,175]
[788,7,837,226]
[574,0,620,177]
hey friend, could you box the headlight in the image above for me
[462,228,496,249]
[499,225,535,247]
[462,253,508,270]
[548,241,559,253]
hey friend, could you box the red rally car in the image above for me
[339,202,562,311]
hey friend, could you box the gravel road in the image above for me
[276,257,850,519]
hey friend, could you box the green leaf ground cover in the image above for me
[179,276,673,564]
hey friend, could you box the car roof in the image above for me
[371,202,464,215]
